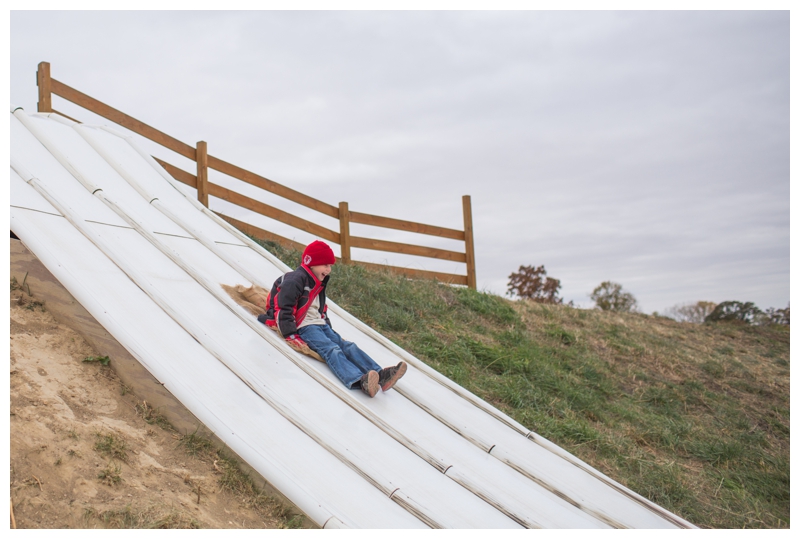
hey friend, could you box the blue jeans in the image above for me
[297,324,383,389]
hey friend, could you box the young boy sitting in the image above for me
[258,240,406,398]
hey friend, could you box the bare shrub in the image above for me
[663,301,717,323]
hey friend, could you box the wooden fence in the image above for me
[35,61,477,288]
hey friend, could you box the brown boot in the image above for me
[359,371,379,398]
[378,362,407,392]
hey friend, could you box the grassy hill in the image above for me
[259,240,790,529]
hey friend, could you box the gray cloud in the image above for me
[10,10,789,314]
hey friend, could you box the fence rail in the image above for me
[35,61,477,288]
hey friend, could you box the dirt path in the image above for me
[9,289,294,529]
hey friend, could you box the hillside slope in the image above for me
[263,240,790,529]
[10,234,788,529]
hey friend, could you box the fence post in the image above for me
[37,62,52,113]
[462,195,477,289]
[196,141,209,207]
[339,201,351,263]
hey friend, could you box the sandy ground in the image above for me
[9,288,285,529]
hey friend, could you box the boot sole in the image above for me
[362,370,379,398]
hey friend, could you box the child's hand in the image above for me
[285,334,309,349]
[284,334,324,363]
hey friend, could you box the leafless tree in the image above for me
[663,301,717,323]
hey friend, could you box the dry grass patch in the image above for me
[84,504,202,529]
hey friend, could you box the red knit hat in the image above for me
[302,240,335,267]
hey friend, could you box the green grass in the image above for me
[254,238,790,529]
[97,462,123,486]
[83,355,111,366]
[135,401,173,430]
[84,504,201,529]
[11,275,46,311]
[94,432,128,462]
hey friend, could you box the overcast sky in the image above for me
[9,9,791,314]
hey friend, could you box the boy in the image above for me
[258,240,406,398]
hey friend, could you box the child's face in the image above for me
[310,264,332,281]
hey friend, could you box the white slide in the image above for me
[9,107,696,529]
